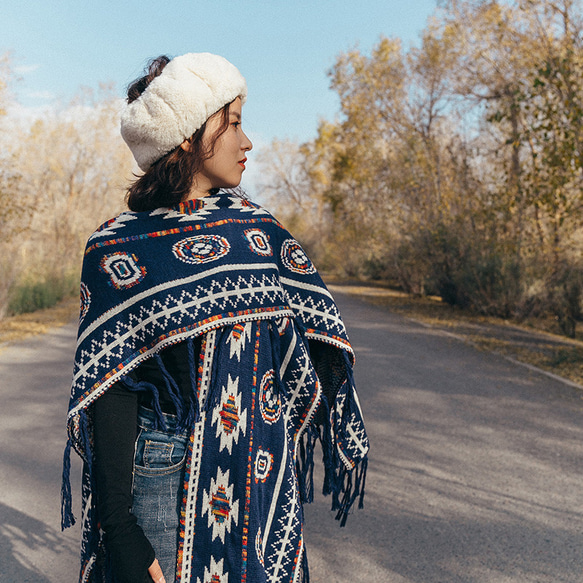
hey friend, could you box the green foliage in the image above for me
[519,260,583,338]
[7,271,79,316]
[550,346,583,366]
[389,223,523,317]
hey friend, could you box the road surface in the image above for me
[0,292,582,582]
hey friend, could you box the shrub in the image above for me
[7,271,79,316]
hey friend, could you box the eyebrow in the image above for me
[229,111,241,120]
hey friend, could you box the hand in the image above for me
[148,559,166,583]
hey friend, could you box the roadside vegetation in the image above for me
[258,0,583,341]
[1,0,583,384]
[0,57,130,319]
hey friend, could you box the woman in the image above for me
[62,53,369,583]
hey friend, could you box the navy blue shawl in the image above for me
[62,193,369,578]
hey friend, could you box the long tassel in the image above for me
[79,410,93,476]
[155,353,185,428]
[206,328,230,413]
[296,425,318,504]
[341,350,368,511]
[334,467,352,526]
[334,457,368,526]
[312,349,368,526]
[358,457,368,510]
[332,351,368,525]
[182,337,198,427]
[60,437,75,530]
[305,431,316,503]
[296,436,307,503]
[316,397,336,497]
[121,374,167,431]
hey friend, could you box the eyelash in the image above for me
[231,121,241,129]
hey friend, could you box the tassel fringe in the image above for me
[298,348,368,527]
[121,337,201,434]
[297,408,368,526]
[60,437,75,530]
[333,457,368,526]
[296,426,317,504]
[155,354,185,424]
[121,374,168,431]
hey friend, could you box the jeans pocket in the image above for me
[134,427,188,476]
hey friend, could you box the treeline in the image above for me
[2,0,582,338]
[257,0,583,337]
[0,63,131,318]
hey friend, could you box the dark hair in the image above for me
[125,55,231,212]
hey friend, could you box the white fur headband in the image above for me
[120,53,247,171]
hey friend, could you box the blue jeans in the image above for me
[132,407,188,582]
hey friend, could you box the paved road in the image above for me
[1,292,582,582]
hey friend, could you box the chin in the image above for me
[223,179,243,189]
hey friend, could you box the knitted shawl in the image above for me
[62,193,369,581]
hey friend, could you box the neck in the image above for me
[186,190,209,200]
[186,182,212,200]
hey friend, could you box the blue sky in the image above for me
[3,0,438,148]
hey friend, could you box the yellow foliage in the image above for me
[256,0,583,327]
[0,85,132,317]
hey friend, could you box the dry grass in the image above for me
[328,282,583,388]
[0,295,79,348]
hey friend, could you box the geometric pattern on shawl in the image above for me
[66,194,354,456]
[62,193,369,583]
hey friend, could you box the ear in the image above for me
[180,138,191,152]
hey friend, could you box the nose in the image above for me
[242,130,253,152]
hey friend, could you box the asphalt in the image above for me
[0,291,582,582]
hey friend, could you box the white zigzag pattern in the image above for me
[150,196,222,221]
[72,273,286,393]
[265,471,301,583]
[227,197,270,215]
[88,212,137,241]
[283,290,345,335]
[345,411,370,457]
[210,374,247,454]
[227,321,252,361]
[334,391,369,468]
[201,466,239,543]
[284,347,318,430]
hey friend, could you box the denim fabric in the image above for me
[132,407,188,582]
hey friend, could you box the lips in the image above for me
[238,158,247,169]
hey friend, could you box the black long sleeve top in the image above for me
[92,341,197,583]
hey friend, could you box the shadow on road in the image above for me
[303,294,583,582]
[306,497,583,582]
[0,501,77,583]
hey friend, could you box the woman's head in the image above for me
[122,53,251,212]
